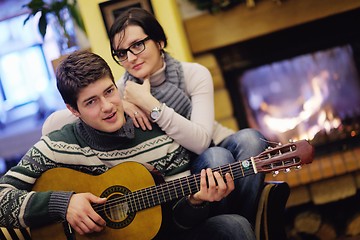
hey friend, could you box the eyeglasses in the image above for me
[112,37,151,64]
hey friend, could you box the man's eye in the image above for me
[86,99,95,106]
[106,88,114,94]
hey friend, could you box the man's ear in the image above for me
[66,104,80,118]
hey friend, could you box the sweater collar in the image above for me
[149,61,166,87]
[75,117,135,151]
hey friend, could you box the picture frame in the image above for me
[99,0,153,37]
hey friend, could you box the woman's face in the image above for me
[113,25,164,79]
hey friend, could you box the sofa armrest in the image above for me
[255,181,290,240]
[0,227,31,240]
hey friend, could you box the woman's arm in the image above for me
[155,63,214,154]
[120,62,215,154]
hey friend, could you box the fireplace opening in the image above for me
[214,7,360,153]
[239,44,360,150]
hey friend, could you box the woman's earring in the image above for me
[158,42,164,56]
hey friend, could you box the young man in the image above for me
[0,51,257,239]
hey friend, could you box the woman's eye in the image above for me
[118,51,127,57]
[132,42,142,49]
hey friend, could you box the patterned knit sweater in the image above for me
[0,120,207,232]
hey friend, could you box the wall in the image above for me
[184,0,360,54]
[77,0,193,80]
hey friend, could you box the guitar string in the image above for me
[91,152,297,213]
[92,152,299,214]
[91,144,299,213]
[91,154,276,213]
[91,164,261,214]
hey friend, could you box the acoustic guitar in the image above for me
[31,139,314,240]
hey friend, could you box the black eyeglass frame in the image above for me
[112,37,151,64]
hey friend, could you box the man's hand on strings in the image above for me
[188,168,234,205]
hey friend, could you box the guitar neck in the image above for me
[126,159,256,213]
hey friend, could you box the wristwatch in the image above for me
[150,104,163,121]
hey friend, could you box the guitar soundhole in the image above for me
[99,185,135,229]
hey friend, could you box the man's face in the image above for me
[67,77,126,133]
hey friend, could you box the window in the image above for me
[0,45,50,109]
[0,13,64,123]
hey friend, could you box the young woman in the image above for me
[109,8,268,229]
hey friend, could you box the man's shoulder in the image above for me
[46,123,78,143]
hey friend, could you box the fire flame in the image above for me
[261,70,341,141]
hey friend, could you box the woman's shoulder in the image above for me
[181,61,213,89]
[181,61,210,73]
[181,61,212,80]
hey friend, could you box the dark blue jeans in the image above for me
[191,128,268,227]
[173,214,256,240]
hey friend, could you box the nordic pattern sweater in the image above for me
[0,121,207,231]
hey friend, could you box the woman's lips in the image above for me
[132,62,143,70]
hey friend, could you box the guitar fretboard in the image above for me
[126,159,256,212]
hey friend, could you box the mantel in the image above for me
[183,0,360,54]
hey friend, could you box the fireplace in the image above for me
[208,7,360,239]
[213,7,360,154]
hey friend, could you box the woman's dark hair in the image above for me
[56,50,115,110]
[109,8,167,59]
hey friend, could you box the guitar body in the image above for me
[31,162,162,240]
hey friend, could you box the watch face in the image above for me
[151,109,160,120]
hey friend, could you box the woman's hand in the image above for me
[188,168,235,205]
[123,78,151,106]
[123,78,160,115]
[122,100,152,130]
[66,193,107,235]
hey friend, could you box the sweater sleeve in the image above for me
[0,147,73,229]
[42,109,78,136]
[155,63,215,154]
[24,191,73,228]
[172,196,210,229]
